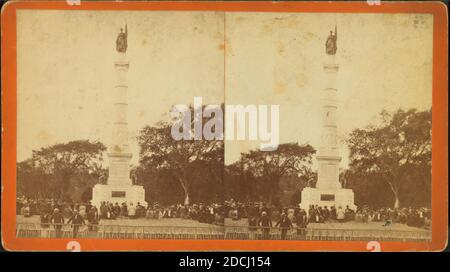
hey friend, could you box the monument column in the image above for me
[107,53,133,186]
[300,26,356,211]
[91,25,146,209]
[316,54,341,190]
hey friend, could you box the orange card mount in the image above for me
[1,1,448,252]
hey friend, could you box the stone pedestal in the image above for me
[91,52,147,208]
[91,184,146,209]
[300,187,356,211]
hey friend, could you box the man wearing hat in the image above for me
[258,211,272,240]
[67,209,85,238]
[51,208,65,238]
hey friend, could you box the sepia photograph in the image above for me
[5,3,440,249]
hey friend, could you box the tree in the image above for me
[29,140,106,199]
[347,108,431,208]
[17,159,50,198]
[239,143,315,204]
[137,104,224,205]
[224,160,260,202]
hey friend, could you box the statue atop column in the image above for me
[116,24,128,53]
[325,25,337,55]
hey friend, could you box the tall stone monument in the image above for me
[91,25,147,208]
[300,26,356,211]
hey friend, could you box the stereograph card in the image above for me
[1,1,448,252]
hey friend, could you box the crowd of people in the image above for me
[96,201,225,225]
[17,196,431,239]
[17,196,101,238]
[16,197,226,238]
[222,199,432,237]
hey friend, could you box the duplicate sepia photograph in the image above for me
[4,2,443,251]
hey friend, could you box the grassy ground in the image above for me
[17,215,222,228]
[224,218,428,232]
[16,215,430,241]
[18,215,426,232]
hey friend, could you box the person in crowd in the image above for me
[345,205,355,221]
[109,202,116,219]
[121,202,128,217]
[179,204,187,219]
[355,210,363,223]
[367,210,375,223]
[63,205,73,219]
[270,207,281,223]
[330,206,337,220]
[135,202,145,218]
[258,211,272,240]
[67,209,85,238]
[296,208,308,236]
[229,204,239,221]
[275,212,293,240]
[99,202,107,219]
[247,203,259,232]
[78,203,86,219]
[146,205,155,219]
[40,209,51,229]
[128,202,136,219]
[214,205,225,225]
[336,206,345,223]
[50,208,65,238]
[21,204,31,218]
[86,206,99,231]
[287,206,295,222]
[322,206,330,222]
[113,203,121,218]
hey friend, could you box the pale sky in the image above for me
[17,10,432,168]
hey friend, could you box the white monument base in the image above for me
[300,187,356,211]
[91,184,147,209]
